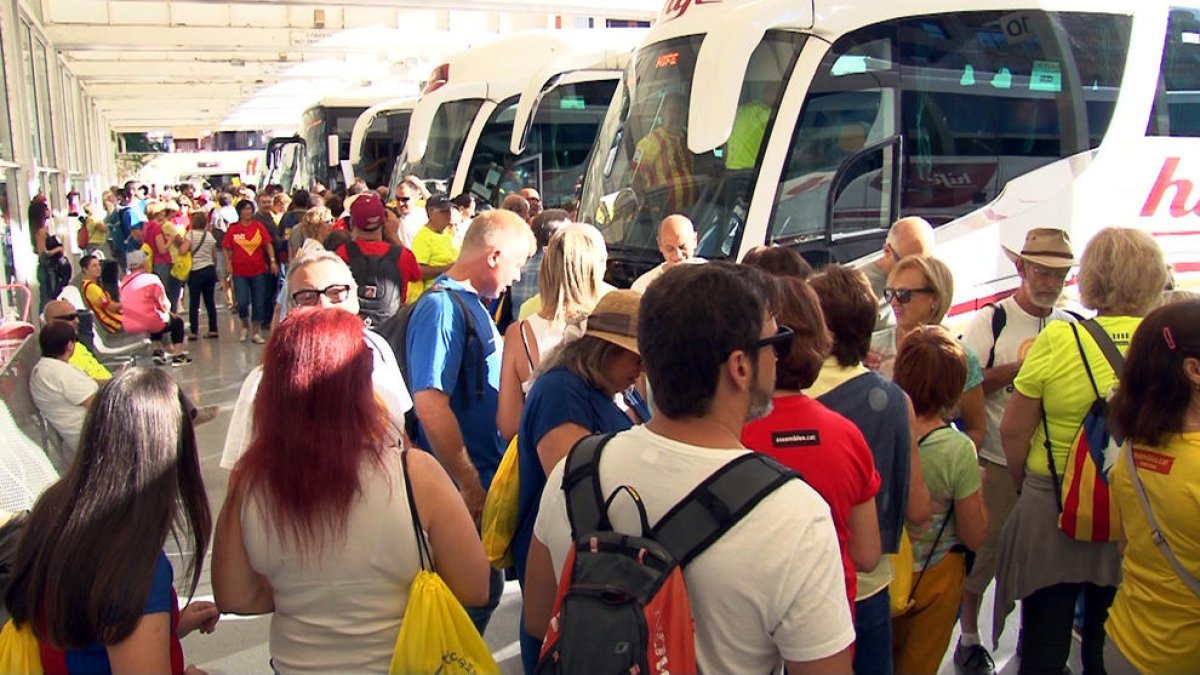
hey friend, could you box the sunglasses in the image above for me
[50,312,79,322]
[396,197,411,203]
[291,284,352,307]
[883,287,935,304]
[750,325,795,359]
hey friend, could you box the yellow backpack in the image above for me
[480,435,520,569]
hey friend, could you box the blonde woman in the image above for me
[295,206,334,256]
[496,223,609,441]
[869,255,987,450]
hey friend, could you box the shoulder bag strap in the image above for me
[1124,446,1200,598]
[562,432,618,539]
[442,289,485,401]
[908,502,956,603]
[1042,403,1064,513]
[986,303,1007,369]
[400,450,433,571]
[1078,318,1126,376]
[519,320,537,372]
[1069,322,1103,400]
[653,453,799,567]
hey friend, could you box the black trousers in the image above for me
[188,266,218,335]
[150,315,186,346]
[1019,582,1116,675]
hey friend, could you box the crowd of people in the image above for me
[6,174,1200,675]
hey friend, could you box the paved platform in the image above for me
[161,306,1073,674]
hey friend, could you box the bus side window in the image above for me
[1148,8,1200,137]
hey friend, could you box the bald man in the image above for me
[862,216,935,330]
[630,214,706,293]
[43,299,111,382]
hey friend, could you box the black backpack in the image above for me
[536,433,799,674]
[375,286,486,439]
[344,240,406,328]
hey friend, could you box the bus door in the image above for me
[265,135,307,193]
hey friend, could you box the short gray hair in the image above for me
[286,248,355,290]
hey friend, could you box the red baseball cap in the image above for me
[350,193,386,231]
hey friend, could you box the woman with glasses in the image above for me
[869,255,987,451]
[213,308,489,673]
[993,228,1168,674]
[890,326,988,674]
[741,276,882,614]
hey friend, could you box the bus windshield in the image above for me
[355,109,411,189]
[401,99,484,192]
[464,80,617,209]
[302,105,365,191]
[580,30,805,270]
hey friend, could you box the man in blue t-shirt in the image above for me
[406,208,533,632]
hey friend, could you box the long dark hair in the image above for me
[1111,300,1200,446]
[5,368,211,648]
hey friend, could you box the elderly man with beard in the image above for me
[953,227,1077,675]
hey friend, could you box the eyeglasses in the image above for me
[396,197,411,203]
[50,312,79,322]
[291,284,353,307]
[883,287,935,304]
[750,325,795,359]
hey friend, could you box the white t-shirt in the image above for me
[220,329,414,470]
[29,357,98,455]
[960,296,1071,465]
[241,450,420,673]
[533,425,855,671]
[629,257,706,294]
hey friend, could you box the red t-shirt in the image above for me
[222,221,272,277]
[741,394,881,609]
[142,220,171,265]
[335,239,421,303]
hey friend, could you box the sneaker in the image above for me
[188,332,199,340]
[251,333,265,344]
[191,405,219,426]
[954,642,996,675]
[152,354,169,366]
[204,332,220,339]
[170,354,194,367]
[239,328,248,342]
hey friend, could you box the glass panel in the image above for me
[402,98,485,192]
[769,11,1131,245]
[356,109,410,190]
[463,80,617,209]
[580,30,806,262]
[1148,8,1200,136]
[0,27,13,161]
[19,24,41,166]
[0,171,16,286]
[32,37,55,166]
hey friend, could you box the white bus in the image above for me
[349,98,416,190]
[580,0,1200,317]
[395,28,646,209]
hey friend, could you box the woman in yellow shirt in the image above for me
[995,227,1168,674]
[1105,299,1200,673]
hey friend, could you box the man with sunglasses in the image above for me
[953,228,1077,675]
[43,299,110,383]
[219,249,413,471]
[390,180,427,248]
[861,216,935,330]
[524,263,855,674]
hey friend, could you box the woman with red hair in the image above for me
[212,308,489,673]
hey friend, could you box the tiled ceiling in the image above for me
[43,0,658,133]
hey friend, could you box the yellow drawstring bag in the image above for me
[390,451,499,675]
[888,528,915,617]
[0,620,43,673]
[480,436,520,570]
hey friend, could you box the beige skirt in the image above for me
[991,472,1122,647]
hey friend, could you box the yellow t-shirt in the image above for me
[83,279,122,333]
[410,226,460,298]
[726,100,771,170]
[1105,433,1200,671]
[1013,316,1140,477]
[69,343,112,381]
